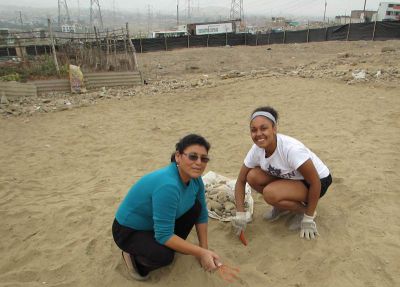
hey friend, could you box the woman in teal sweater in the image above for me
[112,134,221,280]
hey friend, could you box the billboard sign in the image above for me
[195,23,233,35]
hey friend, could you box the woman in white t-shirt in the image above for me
[232,106,332,240]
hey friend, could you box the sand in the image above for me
[1,40,399,287]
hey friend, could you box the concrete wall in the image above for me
[0,81,37,99]
[84,71,143,89]
[0,71,143,98]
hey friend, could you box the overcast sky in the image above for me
[1,0,396,17]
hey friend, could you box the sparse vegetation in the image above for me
[0,55,68,82]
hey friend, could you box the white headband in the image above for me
[250,111,276,125]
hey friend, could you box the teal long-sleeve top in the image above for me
[115,163,209,245]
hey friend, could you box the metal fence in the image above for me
[1,21,399,57]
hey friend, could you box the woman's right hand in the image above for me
[198,249,220,272]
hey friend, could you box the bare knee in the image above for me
[246,168,274,193]
[246,169,261,190]
[263,187,279,205]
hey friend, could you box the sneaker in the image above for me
[288,213,304,231]
[122,251,150,281]
[263,207,290,222]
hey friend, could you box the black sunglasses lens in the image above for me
[188,154,199,161]
[186,153,209,163]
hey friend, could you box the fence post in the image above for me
[187,33,190,48]
[372,20,377,41]
[106,29,110,68]
[346,19,351,41]
[139,33,143,53]
[225,28,228,46]
[7,47,10,56]
[267,32,271,45]
[126,23,139,70]
[95,26,105,69]
[47,18,60,76]
[306,20,310,43]
[283,30,286,44]
[16,37,25,62]
[164,36,168,51]
[325,26,328,41]
[244,30,247,46]
[256,33,258,46]
[123,27,129,69]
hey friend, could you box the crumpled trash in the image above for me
[69,64,87,93]
[352,70,366,80]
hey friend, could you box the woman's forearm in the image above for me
[164,234,206,257]
[195,223,208,249]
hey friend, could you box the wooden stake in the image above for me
[346,19,351,41]
[372,20,377,41]
[47,18,60,76]
[126,23,139,70]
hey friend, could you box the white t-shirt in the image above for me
[244,134,329,180]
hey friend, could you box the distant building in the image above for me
[149,30,188,38]
[0,28,14,45]
[375,2,400,21]
[61,24,76,33]
[271,17,286,23]
[351,10,376,22]
[335,15,351,24]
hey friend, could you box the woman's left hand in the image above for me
[198,249,220,272]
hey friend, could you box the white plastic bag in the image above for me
[202,171,253,222]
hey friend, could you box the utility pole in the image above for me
[19,11,23,30]
[187,0,191,24]
[77,0,80,23]
[323,0,327,22]
[147,5,152,35]
[177,0,179,26]
[113,0,116,25]
[363,0,367,22]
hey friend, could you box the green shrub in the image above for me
[0,73,21,82]
[0,55,68,81]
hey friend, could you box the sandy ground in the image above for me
[1,40,400,287]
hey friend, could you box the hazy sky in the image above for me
[1,0,396,17]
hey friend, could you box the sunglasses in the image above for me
[182,152,210,163]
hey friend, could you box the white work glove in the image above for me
[232,211,247,236]
[300,214,319,240]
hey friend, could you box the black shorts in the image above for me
[302,174,332,198]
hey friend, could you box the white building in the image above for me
[61,24,76,33]
[376,2,400,21]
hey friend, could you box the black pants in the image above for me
[112,200,202,276]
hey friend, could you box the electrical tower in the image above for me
[58,0,71,27]
[147,5,153,35]
[90,0,104,30]
[230,0,244,21]
[186,0,191,24]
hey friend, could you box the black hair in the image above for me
[251,106,279,126]
[170,134,211,162]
